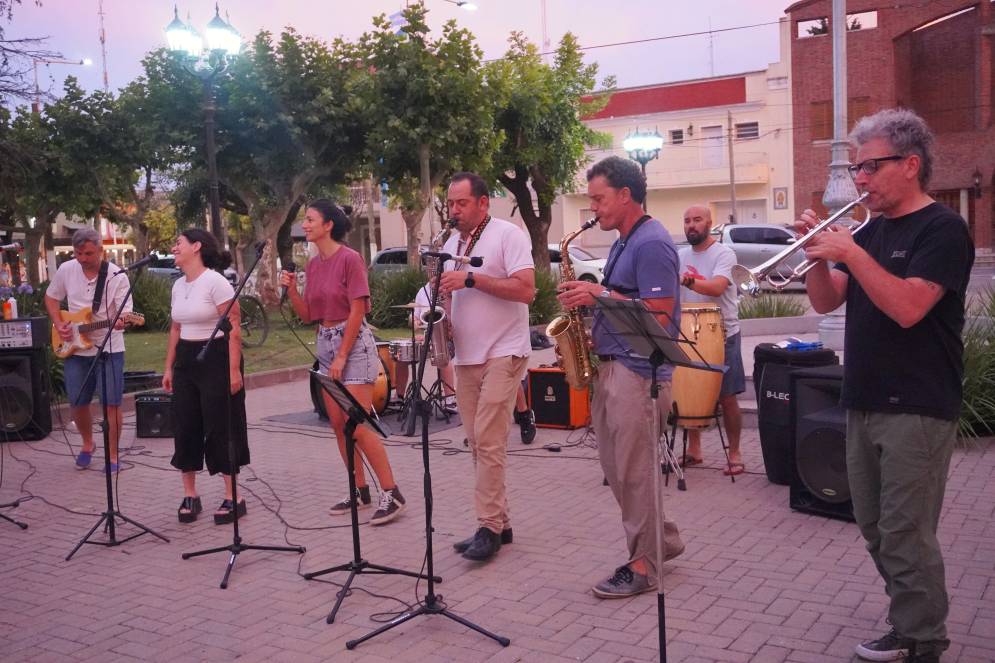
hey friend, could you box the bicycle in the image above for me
[231,273,269,348]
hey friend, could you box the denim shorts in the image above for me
[64,352,125,407]
[720,332,746,397]
[315,322,379,384]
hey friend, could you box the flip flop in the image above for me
[723,463,746,476]
[680,456,704,468]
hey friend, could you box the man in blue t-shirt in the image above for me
[558,156,685,599]
[796,109,974,663]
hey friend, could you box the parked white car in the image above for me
[548,243,606,283]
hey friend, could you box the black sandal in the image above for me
[213,498,247,525]
[178,496,203,523]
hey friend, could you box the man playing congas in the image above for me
[677,205,745,476]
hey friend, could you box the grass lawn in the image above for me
[124,325,411,375]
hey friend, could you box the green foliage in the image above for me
[46,346,65,397]
[144,206,178,254]
[737,294,807,319]
[367,268,428,330]
[959,288,995,439]
[128,272,173,332]
[529,267,560,326]
[1,280,48,316]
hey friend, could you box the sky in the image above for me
[9,0,792,103]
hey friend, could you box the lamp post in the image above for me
[623,128,664,211]
[165,3,241,243]
[442,0,479,9]
[31,57,93,114]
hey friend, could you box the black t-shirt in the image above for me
[835,202,974,420]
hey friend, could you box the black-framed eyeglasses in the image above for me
[847,155,905,177]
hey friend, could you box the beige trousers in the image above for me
[455,355,529,534]
[591,361,685,579]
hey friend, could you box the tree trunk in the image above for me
[499,170,552,272]
[23,226,43,286]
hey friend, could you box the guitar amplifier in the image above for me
[526,367,591,429]
[0,317,48,350]
[135,391,174,438]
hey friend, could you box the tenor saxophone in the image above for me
[421,219,457,367]
[546,218,598,390]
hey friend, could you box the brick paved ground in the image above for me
[1,376,993,662]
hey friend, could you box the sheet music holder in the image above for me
[306,371,432,625]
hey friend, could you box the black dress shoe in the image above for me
[453,527,513,553]
[462,527,502,561]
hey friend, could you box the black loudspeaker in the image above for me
[135,391,174,438]
[0,348,52,441]
[790,366,854,522]
[526,367,590,429]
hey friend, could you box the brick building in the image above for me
[786,0,994,255]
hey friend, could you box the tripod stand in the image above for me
[347,251,509,651]
[1,499,28,529]
[306,372,437,624]
[595,296,722,662]
[67,268,168,560]
[181,243,304,588]
[396,306,456,437]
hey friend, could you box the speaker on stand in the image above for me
[789,365,854,522]
[0,318,52,442]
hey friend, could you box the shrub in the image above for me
[738,293,807,319]
[368,268,428,329]
[129,272,173,332]
[46,346,65,397]
[530,268,560,326]
[960,287,995,439]
[1,282,48,317]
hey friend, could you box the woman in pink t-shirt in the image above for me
[280,200,405,526]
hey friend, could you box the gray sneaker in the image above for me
[592,565,655,599]
[370,486,406,526]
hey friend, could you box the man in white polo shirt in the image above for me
[439,171,535,562]
[45,228,132,473]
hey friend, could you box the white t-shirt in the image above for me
[46,259,131,356]
[442,217,534,365]
[170,269,235,340]
[678,241,740,337]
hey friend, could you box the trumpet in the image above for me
[732,192,869,297]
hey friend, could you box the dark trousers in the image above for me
[170,339,250,475]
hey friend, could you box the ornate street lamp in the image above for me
[165,3,241,243]
[623,128,664,211]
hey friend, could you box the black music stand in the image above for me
[305,371,436,624]
[181,244,304,588]
[66,268,169,560]
[347,250,509,651]
[594,295,721,663]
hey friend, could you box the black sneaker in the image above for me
[855,628,913,661]
[515,408,537,444]
[370,486,406,525]
[330,485,372,515]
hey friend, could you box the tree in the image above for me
[485,32,613,271]
[0,0,59,103]
[357,2,499,267]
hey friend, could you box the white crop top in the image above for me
[170,269,235,340]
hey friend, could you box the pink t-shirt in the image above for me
[304,245,371,323]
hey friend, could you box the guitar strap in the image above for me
[91,261,110,311]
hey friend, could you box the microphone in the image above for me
[112,255,154,276]
[0,242,21,251]
[422,251,483,268]
[281,263,296,304]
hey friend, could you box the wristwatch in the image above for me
[465,272,476,288]
[599,288,611,299]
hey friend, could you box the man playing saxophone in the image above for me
[438,171,535,562]
[557,156,685,598]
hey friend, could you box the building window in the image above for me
[797,17,828,38]
[669,129,684,145]
[809,97,871,141]
[847,11,878,31]
[735,122,759,140]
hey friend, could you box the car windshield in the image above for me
[568,246,598,261]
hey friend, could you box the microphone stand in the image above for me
[347,253,509,650]
[181,243,304,588]
[67,265,169,560]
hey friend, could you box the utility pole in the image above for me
[98,0,109,92]
[727,111,737,223]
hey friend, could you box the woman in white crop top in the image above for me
[163,228,251,525]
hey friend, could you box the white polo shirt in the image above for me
[442,217,534,365]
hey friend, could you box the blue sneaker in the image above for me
[75,451,93,469]
[104,462,119,474]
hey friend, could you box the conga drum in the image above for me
[377,341,397,389]
[311,355,393,418]
[671,305,725,429]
